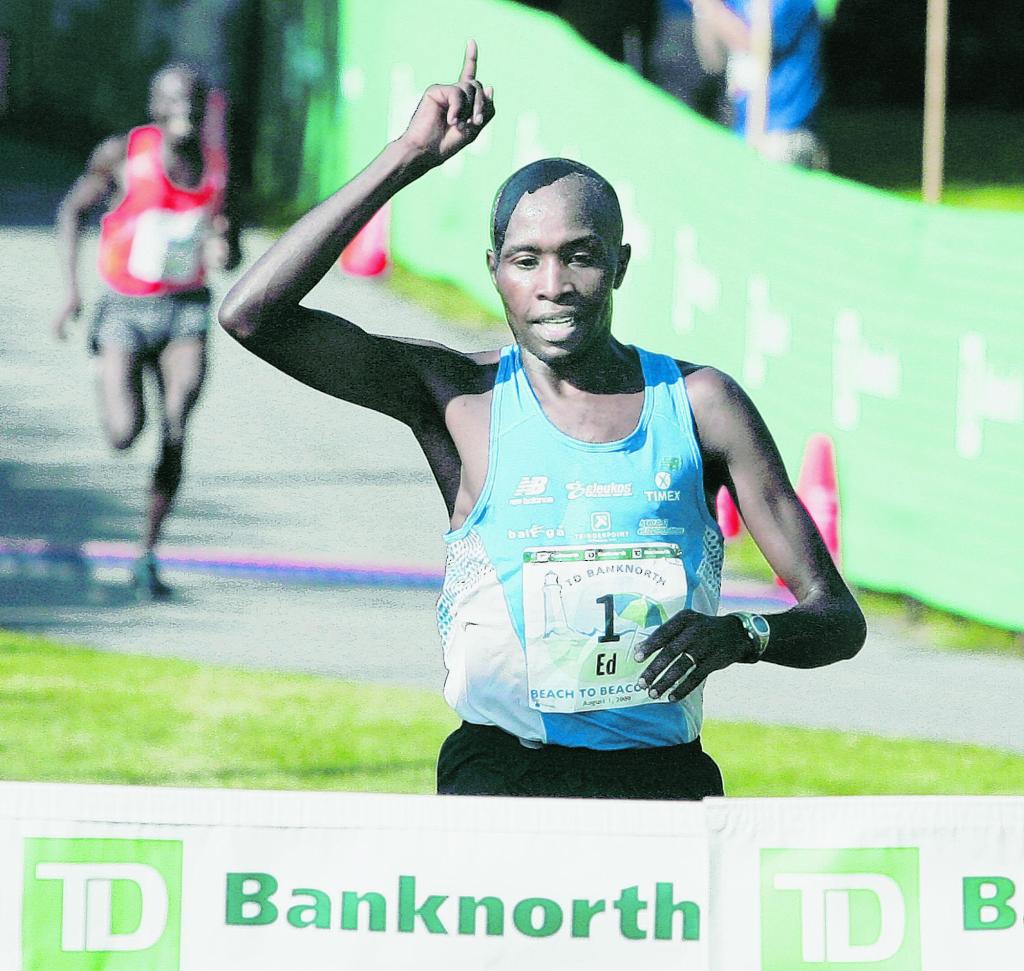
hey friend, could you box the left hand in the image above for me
[397,40,495,169]
[635,611,747,702]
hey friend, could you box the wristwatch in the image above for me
[731,611,771,664]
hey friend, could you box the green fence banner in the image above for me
[307,0,1023,630]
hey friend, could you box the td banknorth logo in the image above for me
[22,837,182,971]
[226,872,699,944]
[761,848,921,970]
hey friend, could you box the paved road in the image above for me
[2,161,1023,756]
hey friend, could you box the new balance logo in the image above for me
[510,476,554,505]
[514,475,548,497]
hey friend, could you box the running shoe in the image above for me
[131,551,172,600]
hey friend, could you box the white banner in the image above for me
[3,783,1024,969]
[0,782,709,970]
[707,796,1024,971]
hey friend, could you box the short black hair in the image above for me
[490,158,623,256]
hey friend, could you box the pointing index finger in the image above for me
[460,39,478,82]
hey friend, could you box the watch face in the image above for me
[751,614,770,638]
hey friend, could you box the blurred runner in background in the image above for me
[693,0,828,167]
[52,64,240,599]
[220,42,864,800]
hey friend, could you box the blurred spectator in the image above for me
[646,0,725,118]
[515,1,658,73]
[693,0,827,168]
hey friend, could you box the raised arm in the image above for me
[635,367,866,702]
[52,135,123,340]
[218,41,495,422]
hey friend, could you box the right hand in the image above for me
[398,40,495,169]
[52,292,82,341]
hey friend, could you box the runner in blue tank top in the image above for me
[221,41,865,800]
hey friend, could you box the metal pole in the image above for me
[922,0,949,204]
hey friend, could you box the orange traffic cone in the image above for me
[340,204,391,277]
[798,433,841,565]
[776,433,841,588]
[716,485,742,540]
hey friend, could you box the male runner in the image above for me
[53,64,240,598]
[220,42,865,799]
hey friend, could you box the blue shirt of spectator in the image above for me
[724,0,823,133]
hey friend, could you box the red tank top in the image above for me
[98,114,227,297]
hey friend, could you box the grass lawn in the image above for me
[3,629,1023,798]
[0,629,454,794]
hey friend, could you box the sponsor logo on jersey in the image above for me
[507,525,567,541]
[510,475,555,505]
[645,472,681,503]
[638,518,687,536]
[566,481,634,500]
[573,510,629,543]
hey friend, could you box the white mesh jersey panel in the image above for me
[437,529,545,741]
[692,525,724,616]
[437,529,494,651]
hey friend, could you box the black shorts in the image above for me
[89,286,212,357]
[436,722,724,801]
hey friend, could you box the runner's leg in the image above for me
[94,346,145,451]
[95,343,173,597]
[145,336,207,552]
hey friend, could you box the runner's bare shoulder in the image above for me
[399,339,499,366]
[679,363,747,434]
[63,134,128,213]
[466,348,501,366]
[398,338,501,408]
[93,133,128,165]
[679,362,735,399]
[87,134,129,183]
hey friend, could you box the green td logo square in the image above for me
[22,837,182,971]
[760,847,921,970]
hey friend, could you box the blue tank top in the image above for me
[437,344,723,750]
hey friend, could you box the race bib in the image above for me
[127,208,205,284]
[523,543,688,714]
